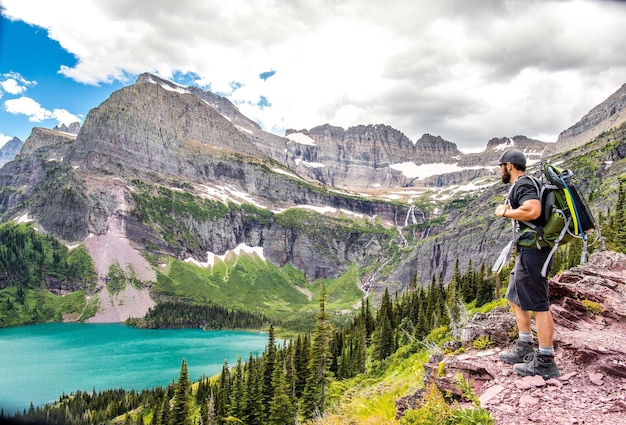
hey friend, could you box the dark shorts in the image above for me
[506,246,552,312]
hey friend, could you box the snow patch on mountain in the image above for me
[144,74,189,95]
[271,167,307,182]
[286,132,316,146]
[199,183,267,209]
[390,162,486,179]
[431,178,498,201]
[14,213,34,224]
[493,138,515,151]
[301,160,325,168]
[185,243,266,268]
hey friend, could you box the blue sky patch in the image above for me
[257,96,271,109]
[259,70,276,81]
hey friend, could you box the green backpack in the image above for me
[515,162,595,277]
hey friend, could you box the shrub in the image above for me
[581,299,604,315]
[472,335,495,350]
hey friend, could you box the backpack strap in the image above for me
[508,175,544,245]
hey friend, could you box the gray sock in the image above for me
[519,332,533,343]
[538,346,555,356]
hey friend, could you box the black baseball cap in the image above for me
[498,149,526,167]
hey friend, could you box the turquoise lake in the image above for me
[0,323,269,415]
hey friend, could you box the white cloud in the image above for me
[1,0,625,151]
[0,72,35,95]
[52,108,82,126]
[0,133,11,148]
[4,96,81,125]
[4,97,54,122]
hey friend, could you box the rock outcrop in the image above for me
[18,127,76,157]
[397,251,626,425]
[53,122,81,135]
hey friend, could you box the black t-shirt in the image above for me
[508,176,541,228]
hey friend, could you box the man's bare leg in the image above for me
[499,301,534,364]
[535,310,555,353]
[511,302,532,334]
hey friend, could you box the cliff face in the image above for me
[67,80,264,177]
[553,83,626,153]
[285,124,425,188]
[414,134,463,164]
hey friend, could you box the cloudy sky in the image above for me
[1,0,625,153]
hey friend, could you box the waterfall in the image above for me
[404,205,418,226]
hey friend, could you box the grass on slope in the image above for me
[0,287,89,327]
[325,345,430,424]
[322,331,494,425]
[154,253,366,331]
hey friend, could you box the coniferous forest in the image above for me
[8,268,499,425]
[127,301,274,330]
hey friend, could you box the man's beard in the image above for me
[501,169,511,184]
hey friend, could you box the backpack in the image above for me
[514,162,596,277]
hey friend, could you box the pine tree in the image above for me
[373,288,395,360]
[461,259,476,303]
[262,324,278,408]
[294,334,310,398]
[228,356,245,421]
[329,331,343,376]
[268,356,296,424]
[301,284,333,419]
[446,281,463,336]
[170,359,191,425]
[475,263,494,307]
[243,354,264,425]
[352,320,367,376]
[363,297,375,341]
[375,313,394,360]
[408,291,420,328]
[157,385,174,425]
[425,275,437,328]
[415,289,429,339]
[435,274,449,326]
[449,259,462,297]
[216,361,231,421]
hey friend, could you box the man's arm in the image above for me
[495,199,541,221]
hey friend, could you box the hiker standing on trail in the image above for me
[494,149,561,379]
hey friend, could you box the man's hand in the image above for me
[495,204,510,218]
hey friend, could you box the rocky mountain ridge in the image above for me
[0,74,625,322]
[553,83,626,154]
[4,75,625,190]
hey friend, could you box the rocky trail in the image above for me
[398,251,626,424]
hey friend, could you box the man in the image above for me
[494,148,560,379]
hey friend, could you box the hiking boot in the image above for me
[499,340,534,365]
[514,352,561,379]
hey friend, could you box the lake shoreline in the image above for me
[0,323,268,415]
